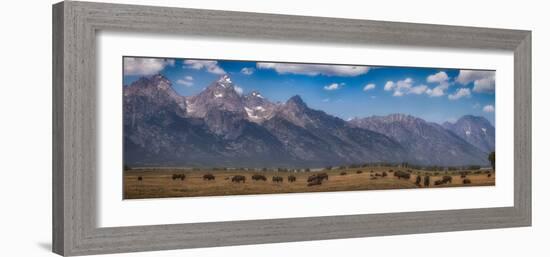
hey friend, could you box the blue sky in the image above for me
[123,57,496,124]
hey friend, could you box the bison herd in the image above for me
[149,168,490,188]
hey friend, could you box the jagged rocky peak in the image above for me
[216,74,234,88]
[286,95,307,109]
[243,91,277,123]
[442,115,495,153]
[383,113,421,123]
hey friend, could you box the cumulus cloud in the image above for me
[123,57,175,76]
[324,83,344,91]
[456,70,495,93]
[448,88,471,100]
[183,60,226,75]
[363,83,376,92]
[384,81,395,91]
[240,67,255,75]
[424,71,451,97]
[409,85,428,95]
[384,78,427,96]
[234,85,244,95]
[427,71,449,84]
[176,75,194,87]
[426,86,446,97]
[483,104,495,113]
[257,62,370,77]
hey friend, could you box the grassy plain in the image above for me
[123,167,495,199]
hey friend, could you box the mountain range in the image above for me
[123,74,494,168]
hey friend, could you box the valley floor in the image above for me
[123,167,495,199]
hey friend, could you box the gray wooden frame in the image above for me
[52,1,531,256]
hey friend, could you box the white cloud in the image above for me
[324,83,344,91]
[257,62,370,77]
[483,104,495,113]
[456,70,495,93]
[409,85,428,95]
[363,83,376,92]
[176,79,193,87]
[176,75,194,87]
[385,78,426,96]
[448,88,471,100]
[322,98,330,102]
[123,57,175,76]
[427,71,449,84]
[393,90,404,97]
[384,81,395,91]
[241,67,255,75]
[424,71,451,97]
[426,86,446,97]
[234,85,244,95]
[183,60,226,75]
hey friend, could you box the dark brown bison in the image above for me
[487,173,492,177]
[424,175,430,187]
[463,178,472,184]
[288,175,296,182]
[340,172,347,176]
[394,170,410,179]
[232,175,246,183]
[415,176,422,186]
[441,175,452,184]
[382,171,388,177]
[203,174,215,181]
[308,173,328,182]
[272,176,283,183]
[252,174,267,181]
[307,179,322,186]
[434,180,444,186]
[137,176,143,181]
[172,174,185,180]
[356,170,363,174]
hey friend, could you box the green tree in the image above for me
[488,151,496,170]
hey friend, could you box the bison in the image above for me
[307,179,322,186]
[172,174,185,181]
[424,175,430,187]
[394,170,411,180]
[463,178,472,184]
[340,172,347,176]
[137,176,143,181]
[308,173,328,182]
[288,175,296,182]
[232,175,246,183]
[272,176,283,183]
[356,170,363,174]
[415,176,422,186]
[252,174,267,181]
[441,175,452,184]
[203,173,215,181]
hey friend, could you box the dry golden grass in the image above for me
[123,167,495,199]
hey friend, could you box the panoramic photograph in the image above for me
[122,56,496,199]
